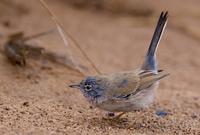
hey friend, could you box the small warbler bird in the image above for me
[69,11,169,118]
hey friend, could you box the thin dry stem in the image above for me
[39,0,101,75]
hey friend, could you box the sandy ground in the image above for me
[0,0,200,134]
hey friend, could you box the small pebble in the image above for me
[4,107,10,111]
[23,102,29,107]
[108,112,115,117]
[78,110,82,113]
[191,113,198,119]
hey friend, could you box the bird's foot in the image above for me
[113,112,126,119]
[103,112,126,120]
[102,112,115,120]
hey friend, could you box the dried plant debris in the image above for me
[63,0,154,17]
[3,31,86,75]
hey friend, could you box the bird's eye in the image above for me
[84,84,92,91]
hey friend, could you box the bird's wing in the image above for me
[105,70,141,98]
[137,70,169,91]
[105,70,168,99]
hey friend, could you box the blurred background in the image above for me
[0,0,199,134]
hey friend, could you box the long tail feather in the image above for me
[141,11,168,72]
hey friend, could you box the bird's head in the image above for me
[69,76,107,99]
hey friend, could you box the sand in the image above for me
[0,0,199,134]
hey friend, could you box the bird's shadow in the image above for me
[87,116,132,129]
[86,108,169,132]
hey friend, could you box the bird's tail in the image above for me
[141,11,168,72]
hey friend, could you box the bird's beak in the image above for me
[69,83,81,89]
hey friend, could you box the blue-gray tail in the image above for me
[141,11,168,72]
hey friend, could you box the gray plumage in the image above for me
[69,11,169,113]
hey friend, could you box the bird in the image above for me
[69,11,169,118]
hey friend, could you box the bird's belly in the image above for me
[96,82,158,112]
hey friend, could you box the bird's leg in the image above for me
[113,112,126,119]
[103,112,126,120]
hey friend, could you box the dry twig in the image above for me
[39,0,101,75]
